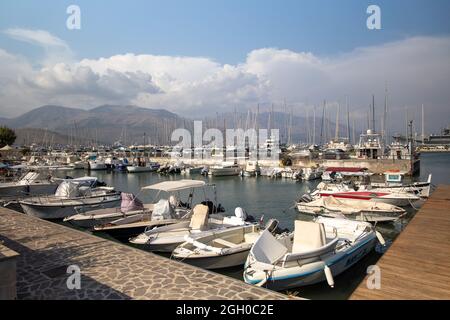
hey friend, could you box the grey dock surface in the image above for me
[350,185,450,300]
[0,207,291,300]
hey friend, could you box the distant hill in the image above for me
[0,105,346,146]
[13,128,102,146]
[0,105,184,145]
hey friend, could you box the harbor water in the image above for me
[54,152,449,299]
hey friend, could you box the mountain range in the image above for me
[0,105,346,146]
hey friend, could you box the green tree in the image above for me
[0,126,17,148]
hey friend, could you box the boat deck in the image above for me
[350,184,450,300]
[0,207,291,300]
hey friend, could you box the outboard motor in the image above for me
[235,207,247,220]
[265,218,279,234]
[298,193,313,203]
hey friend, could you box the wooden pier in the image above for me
[350,185,450,300]
[0,207,291,300]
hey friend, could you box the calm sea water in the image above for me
[56,152,450,299]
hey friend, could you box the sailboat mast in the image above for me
[372,94,375,132]
[346,97,350,143]
[313,106,316,145]
[335,102,340,140]
[421,104,425,145]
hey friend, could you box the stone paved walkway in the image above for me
[0,208,292,300]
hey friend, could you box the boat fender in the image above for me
[375,231,386,246]
[324,265,334,288]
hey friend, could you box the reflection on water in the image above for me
[54,152,450,299]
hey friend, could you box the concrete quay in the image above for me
[0,207,292,300]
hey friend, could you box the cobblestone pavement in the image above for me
[0,208,293,300]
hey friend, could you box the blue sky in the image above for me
[1,0,450,63]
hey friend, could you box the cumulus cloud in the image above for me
[0,29,449,131]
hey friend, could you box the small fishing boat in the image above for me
[182,166,205,175]
[19,177,121,219]
[371,171,432,198]
[88,159,107,170]
[301,167,323,181]
[91,180,224,240]
[172,215,278,269]
[0,171,59,198]
[65,179,217,228]
[316,189,420,207]
[127,162,160,173]
[129,204,252,252]
[241,161,261,177]
[296,194,406,222]
[243,217,385,291]
[321,167,371,181]
[208,162,241,176]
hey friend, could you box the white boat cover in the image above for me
[141,179,206,192]
[54,181,80,198]
[151,199,174,221]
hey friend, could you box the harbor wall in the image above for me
[151,157,420,175]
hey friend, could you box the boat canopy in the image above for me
[141,179,206,192]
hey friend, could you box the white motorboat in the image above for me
[314,182,421,207]
[316,189,420,207]
[19,177,121,219]
[129,204,252,252]
[242,161,261,177]
[243,217,385,291]
[371,171,432,198]
[172,215,279,269]
[127,162,160,173]
[0,171,59,198]
[208,162,241,177]
[281,168,301,180]
[301,167,323,181]
[321,167,371,181]
[89,160,107,170]
[296,194,406,222]
[65,179,218,228]
[182,166,205,175]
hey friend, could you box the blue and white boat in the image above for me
[243,217,385,291]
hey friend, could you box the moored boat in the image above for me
[243,217,385,290]
[296,194,406,222]
[19,177,121,219]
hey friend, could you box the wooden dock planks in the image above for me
[350,185,450,300]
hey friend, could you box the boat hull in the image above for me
[175,249,250,270]
[209,167,240,176]
[296,204,405,222]
[244,236,377,291]
[20,196,121,219]
[0,183,58,198]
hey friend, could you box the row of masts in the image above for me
[21,95,429,148]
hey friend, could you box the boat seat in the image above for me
[244,233,260,244]
[292,220,327,254]
[189,204,209,231]
[213,238,239,248]
[143,203,154,211]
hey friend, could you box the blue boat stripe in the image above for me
[245,236,375,284]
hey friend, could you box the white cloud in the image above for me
[3,28,73,65]
[0,30,449,131]
[4,28,69,49]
